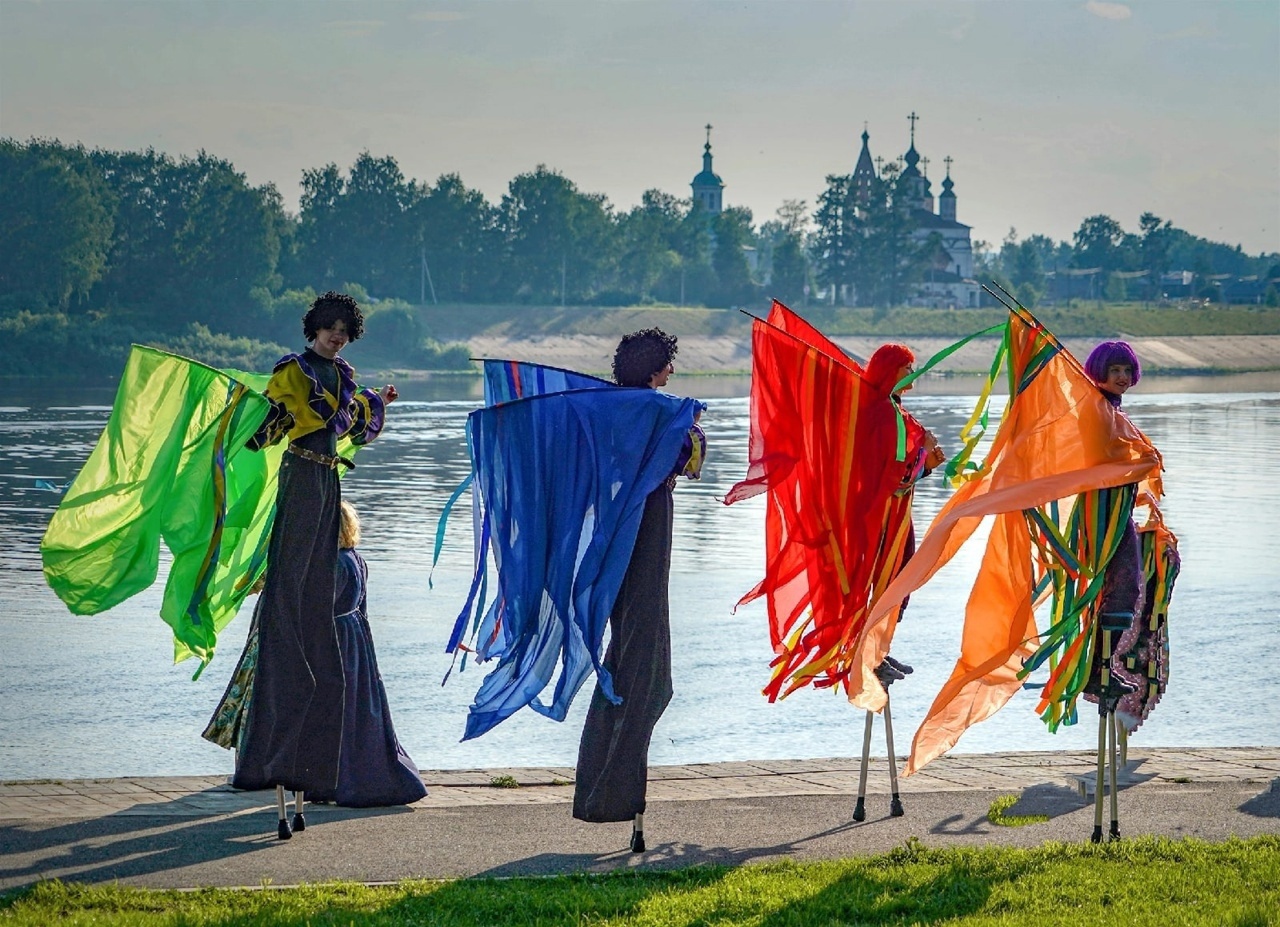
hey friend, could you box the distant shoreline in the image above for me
[422,332,1280,379]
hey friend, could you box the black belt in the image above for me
[286,445,355,471]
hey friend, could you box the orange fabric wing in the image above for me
[861,309,1163,774]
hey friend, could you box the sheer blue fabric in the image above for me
[450,385,699,740]
[482,359,612,404]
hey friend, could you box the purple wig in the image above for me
[1084,340,1141,386]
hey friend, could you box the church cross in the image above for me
[908,111,919,144]
[944,155,953,176]
[705,123,713,146]
[921,156,930,176]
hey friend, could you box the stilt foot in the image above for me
[277,819,292,841]
[629,827,646,853]
[1109,822,1121,842]
[889,795,904,818]
[292,812,306,833]
[1090,826,1103,844]
[852,797,866,822]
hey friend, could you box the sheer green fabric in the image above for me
[41,346,291,676]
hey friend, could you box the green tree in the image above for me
[412,173,496,303]
[0,140,114,310]
[498,165,617,303]
[1072,214,1127,274]
[710,206,757,307]
[812,174,855,304]
[849,166,924,308]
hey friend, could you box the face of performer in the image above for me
[648,360,674,389]
[1100,362,1134,396]
[892,362,915,396]
[312,320,350,360]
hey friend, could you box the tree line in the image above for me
[2,137,1276,375]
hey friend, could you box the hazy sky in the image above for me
[3,0,1277,253]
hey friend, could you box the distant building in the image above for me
[690,123,724,215]
[856,116,980,308]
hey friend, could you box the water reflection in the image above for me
[1,379,1278,780]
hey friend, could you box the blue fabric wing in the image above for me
[482,358,613,405]
[432,360,614,582]
[454,387,698,741]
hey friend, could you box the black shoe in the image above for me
[875,659,906,687]
[629,828,646,853]
[277,819,292,841]
[883,655,914,676]
[292,812,306,833]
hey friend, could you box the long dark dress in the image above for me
[307,549,427,807]
[573,482,676,823]
[229,349,384,794]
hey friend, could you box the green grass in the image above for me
[488,775,520,789]
[3,836,1277,926]
[986,794,1051,827]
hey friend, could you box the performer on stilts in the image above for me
[229,291,396,839]
[444,332,705,854]
[724,300,943,821]
[860,288,1178,843]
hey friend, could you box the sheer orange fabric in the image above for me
[861,309,1163,774]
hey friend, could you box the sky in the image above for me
[2,0,1277,254]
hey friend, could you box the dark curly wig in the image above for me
[612,328,678,387]
[303,291,365,343]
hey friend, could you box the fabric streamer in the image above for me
[40,345,358,676]
[860,305,1170,774]
[724,300,929,707]
[447,377,699,740]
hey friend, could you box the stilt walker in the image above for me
[854,289,1178,845]
[725,301,947,820]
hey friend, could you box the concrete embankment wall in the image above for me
[466,333,1280,377]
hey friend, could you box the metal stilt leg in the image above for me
[852,710,874,822]
[884,695,904,817]
[276,785,292,840]
[1108,714,1121,841]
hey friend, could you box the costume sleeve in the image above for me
[246,359,310,451]
[676,424,707,479]
[344,387,386,446]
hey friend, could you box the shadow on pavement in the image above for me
[473,818,865,878]
[1239,779,1280,818]
[0,788,410,890]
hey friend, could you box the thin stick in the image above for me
[852,709,874,821]
[884,695,904,817]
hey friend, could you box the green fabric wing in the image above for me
[42,347,278,675]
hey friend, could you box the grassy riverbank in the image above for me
[3,836,1277,926]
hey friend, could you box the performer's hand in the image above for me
[926,445,946,469]
[380,384,399,404]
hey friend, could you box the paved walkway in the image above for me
[2,747,1277,890]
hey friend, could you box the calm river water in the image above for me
[2,373,1278,780]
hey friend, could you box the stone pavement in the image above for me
[2,747,1277,890]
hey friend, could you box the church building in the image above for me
[853,116,980,308]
